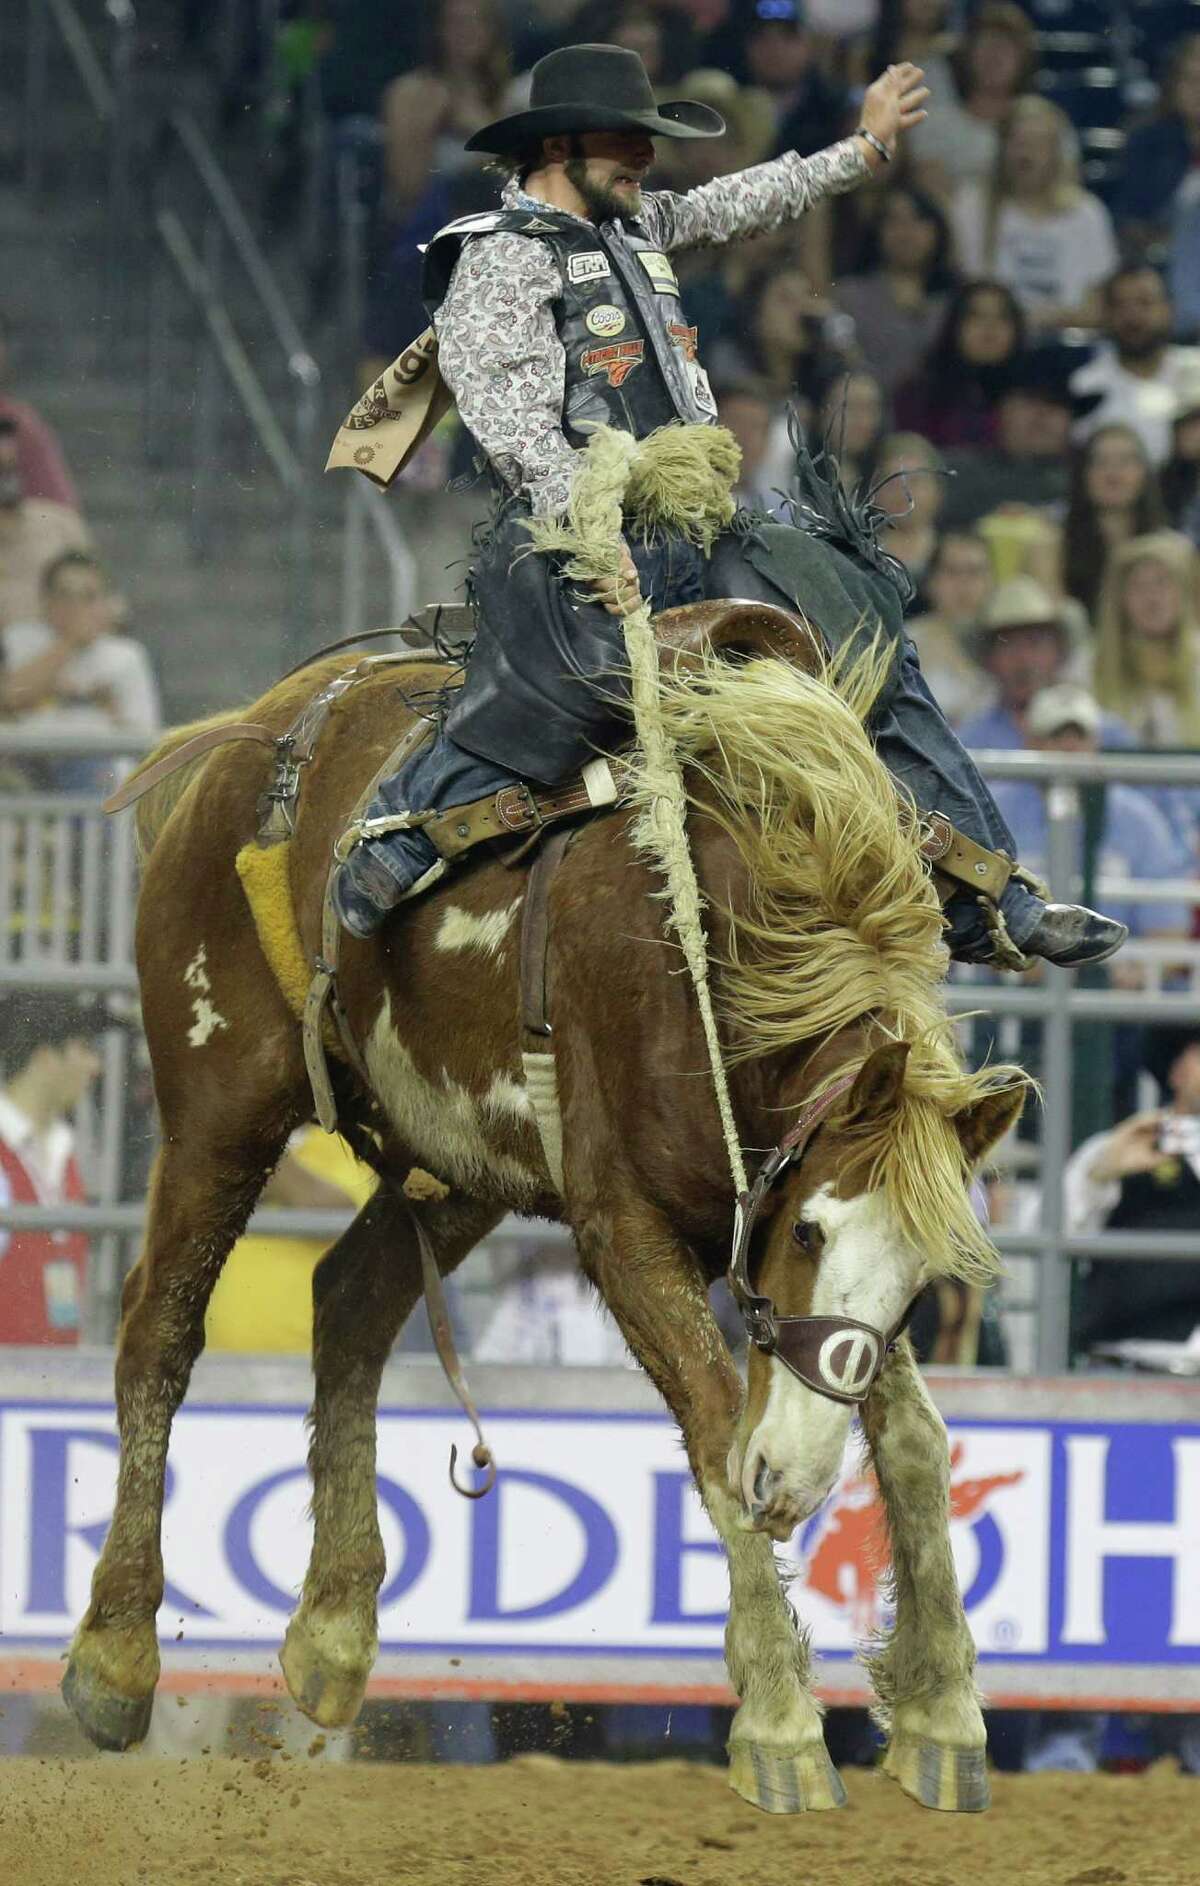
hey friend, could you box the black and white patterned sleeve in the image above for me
[640,141,870,253]
[434,234,579,518]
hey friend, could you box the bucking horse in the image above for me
[62,429,1030,1817]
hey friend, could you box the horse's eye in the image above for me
[792,1219,818,1252]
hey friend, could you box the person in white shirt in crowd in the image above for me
[952,96,1118,334]
[906,529,995,727]
[1065,1025,1200,1349]
[1070,266,1200,469]
[0,549,161,792]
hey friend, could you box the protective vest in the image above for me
[422,207,718,451]
[0,1136,87,1344]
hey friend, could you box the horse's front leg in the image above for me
[64,1137,280,1750]
[861,1338,989,1812]
[578,1196,844,1815]
[280,1187,500,1728]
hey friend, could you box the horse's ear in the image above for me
[954,1084,1026,1164]
[845,1042,912,1123]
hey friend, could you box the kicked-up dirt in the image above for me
[0,1751,1196,1886]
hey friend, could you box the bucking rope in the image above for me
[526,424,750,1198]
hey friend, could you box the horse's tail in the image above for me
[126,707,249,866]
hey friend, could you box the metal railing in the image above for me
[949,747,1200,1372]
[2,735,1199,1363]
[23,0,138,312]
[145,109,321,638]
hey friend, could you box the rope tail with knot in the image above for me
[525,421,750,1199]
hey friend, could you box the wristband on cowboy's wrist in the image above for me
[856,127,892,163]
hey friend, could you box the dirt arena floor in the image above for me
[1,1751,1197,1886]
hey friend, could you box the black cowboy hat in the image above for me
[1000,341,1104,419]
[464,44,726,154]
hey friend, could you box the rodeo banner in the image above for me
[1,1357,1197,1710]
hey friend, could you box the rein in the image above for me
[726,1068,911,1407]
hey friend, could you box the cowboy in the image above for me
[329,41,1126,972]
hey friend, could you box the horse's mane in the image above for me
[637,636,1028,1282]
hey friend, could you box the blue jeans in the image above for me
[344,528,1041,954]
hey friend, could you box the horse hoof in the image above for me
[883,1736,990,1812]
[728,1739,847,1814]
[61,1658,154,1752]
[279,1617,372,1729]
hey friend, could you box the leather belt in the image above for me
[919,810,1013,903]
[423,759,617,862]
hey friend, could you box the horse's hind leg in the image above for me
[578,1195,844,1815]
[63,1129,286,1750]
[861,1340,989,1813]
[280,1188,500,1729]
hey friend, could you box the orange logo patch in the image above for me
[669,323,698,362]
[580,339,645,388]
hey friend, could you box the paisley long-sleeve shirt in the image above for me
[435,141,869,517]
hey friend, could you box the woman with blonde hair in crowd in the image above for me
[1094,531,1200,748]
[1093,529,1200,856]
[951,96,1118,331]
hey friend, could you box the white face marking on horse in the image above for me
[365,998,541,1201]
[434,897,523,960]
[182,944,229,1048]
[740,1183,925,1528]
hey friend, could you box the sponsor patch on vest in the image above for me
[580,339,645,388]
[638,250,680,294]
[668,322,698,361]
[567,250,612,284]
[585,303,627,338]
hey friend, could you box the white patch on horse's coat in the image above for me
[742,1184,923,1517]
[187,999,229,1049]
[364,998,541,1200]
[183,945,211,993]
[182,944,229,1048]
[434,897,522,959]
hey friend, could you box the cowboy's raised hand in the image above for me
[860,62,930,159]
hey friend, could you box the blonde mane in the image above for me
[640,635,1030,1282]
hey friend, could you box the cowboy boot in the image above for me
[331,809,447,939]
[920,813,1128,972]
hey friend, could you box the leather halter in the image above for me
[727,1069,912,1407]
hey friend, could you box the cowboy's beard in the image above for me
[564,157,642,222]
